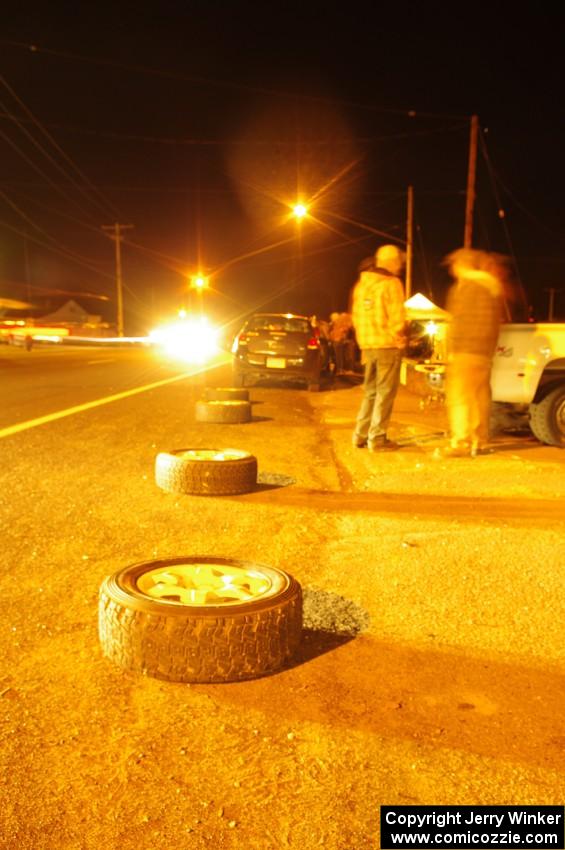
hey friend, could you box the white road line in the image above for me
[0,369,198,439]
[85,358,117,365]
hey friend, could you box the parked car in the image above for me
[231,313,329,391]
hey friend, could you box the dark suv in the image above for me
[231,313,327,391]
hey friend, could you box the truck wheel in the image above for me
[155,448,257,496]
[529,385,565,447]
[203,387,249,402]
[98,557,303,683]
[195,399,252,424]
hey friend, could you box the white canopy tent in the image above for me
[404,293,449,320]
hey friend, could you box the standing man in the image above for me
[351,244,407,451]
[441,248,506,457]
[329,311,354,374]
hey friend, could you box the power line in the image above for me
[5,280,110,301]
[2,40,471,121]
[253,232,376,267]
[0,218,113,281]
[478,131,525,279]
[4,186,110,235]
[321,209,403,243]
[1,188,168,308]
[0,127,103,225]
[0,75,119,220]
[0,109,469,147]
[484,162,563,240]
[0,96,115,222]
[0,190,108,270]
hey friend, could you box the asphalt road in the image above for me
[0,342,214,432]
[0,342,563,850]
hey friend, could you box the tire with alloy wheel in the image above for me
[195,399,252,424]
[155,448,257,496]
[203,387,250,402]
[98,557,303,683]
[529,385,565,447]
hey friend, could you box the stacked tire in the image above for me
[195,399,252,424]
[155,448,257,496]
[203,387,250,402]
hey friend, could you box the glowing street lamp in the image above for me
[292,203,308,220]
[189,273,209,316]
[190,274,209,290]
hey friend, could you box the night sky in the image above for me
[2,3,564,332]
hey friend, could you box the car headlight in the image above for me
[149,318,219,363]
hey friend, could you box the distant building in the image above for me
[37,299,112,336]
[0,298,113,344]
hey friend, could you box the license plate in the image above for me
[266,357,286,369]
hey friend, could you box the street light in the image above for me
[292,203,308,220]
[189,273,209,316]
[191,274,209,290]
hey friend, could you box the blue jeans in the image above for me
[354,348,402,444]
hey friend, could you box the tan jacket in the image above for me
[329,313,353,342]
[351,270,406,349]
[446,272,503,359]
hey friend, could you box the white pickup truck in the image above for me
[403,320,565,447]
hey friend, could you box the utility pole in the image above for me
[23,235,32,303]
[463,114,479,248]
[102,223,133,336]
[405,185,414,298]
[544,287,561,322]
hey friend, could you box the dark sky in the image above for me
[2,2,564,331]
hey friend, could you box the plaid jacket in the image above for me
[351,269,406,349]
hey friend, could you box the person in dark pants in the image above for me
[350,245,407,451]
[329,312,354,374]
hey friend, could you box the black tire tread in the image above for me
[98,577,302,683]
[195,400,252,423]
[529,385,565,447]
[155,451,257,495]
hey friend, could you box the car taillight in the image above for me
[231,332,248,354]
[306,337,320,350]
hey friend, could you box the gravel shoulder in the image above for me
[0,369,563,850]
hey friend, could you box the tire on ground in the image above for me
[98,557,303,683]
[195,399,252,423]
[155,448,257,496]
[203,387,250,402]
[529,385,565,447]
